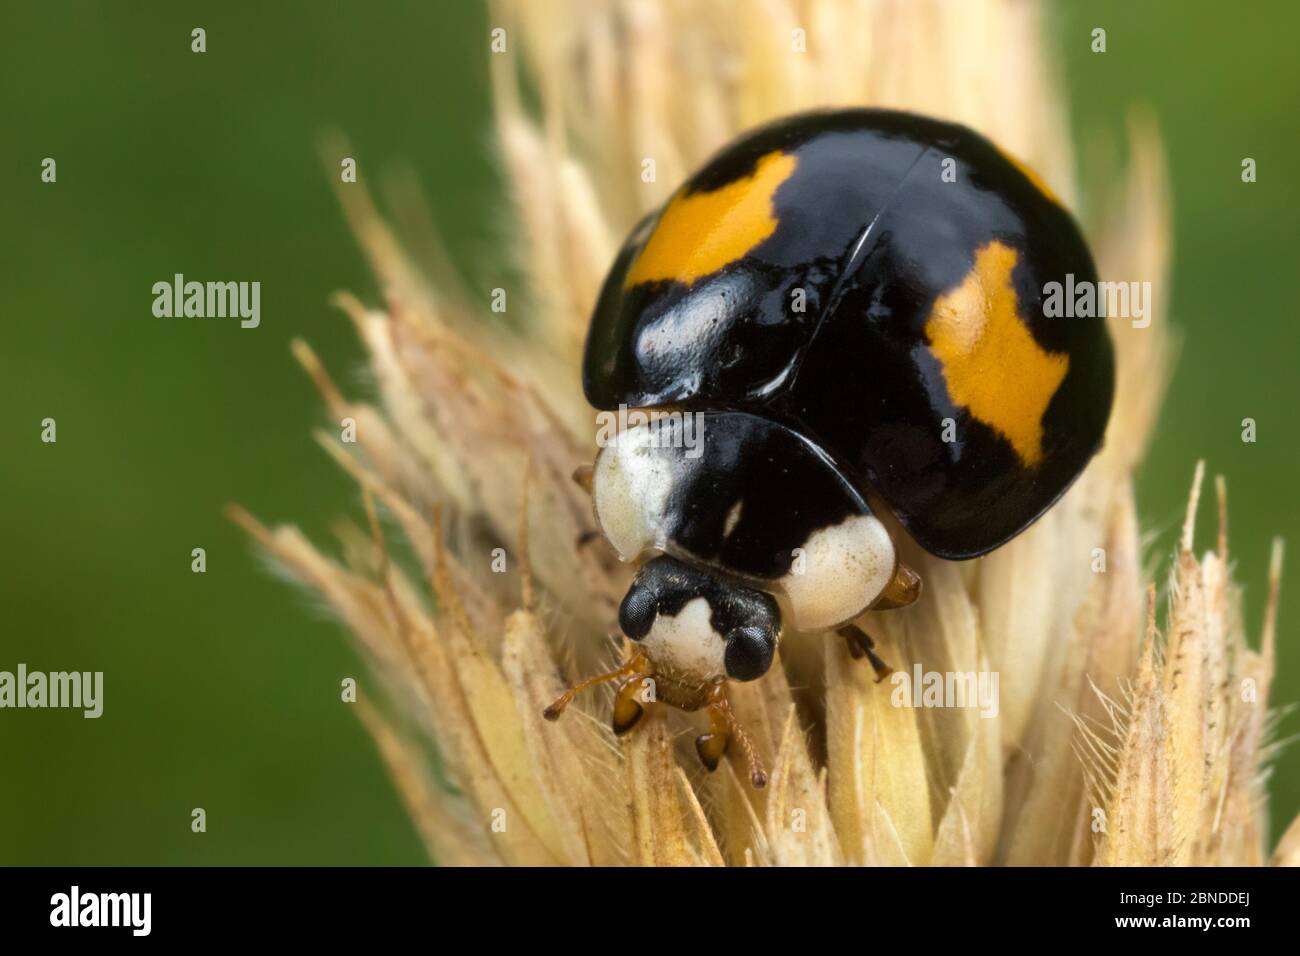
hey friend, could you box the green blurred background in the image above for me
[1,1,1295,864]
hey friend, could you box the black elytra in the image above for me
[585,108,1114,563]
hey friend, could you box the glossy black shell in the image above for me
[584,109,1114,560]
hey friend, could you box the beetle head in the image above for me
[618,555,781,687]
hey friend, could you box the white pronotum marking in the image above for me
[592,424,673,559]
[781,514,895,631]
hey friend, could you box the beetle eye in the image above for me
[724,625,775,682]
[618,585,657,640]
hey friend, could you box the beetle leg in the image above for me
[694,702,730,772]
[697,682,767,788]
[870,560,922,610]
[571,464,594,496]
[611,672,650,735]
[837,624,894,683]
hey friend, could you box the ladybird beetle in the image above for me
[544,108,1114,787]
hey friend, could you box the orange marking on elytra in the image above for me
[925,241,1068,466]
[624,151,798,289]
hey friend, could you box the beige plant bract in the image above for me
[231,0,1294,866]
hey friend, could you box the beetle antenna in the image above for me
[709,687,767,788]
[543,650,647,721]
